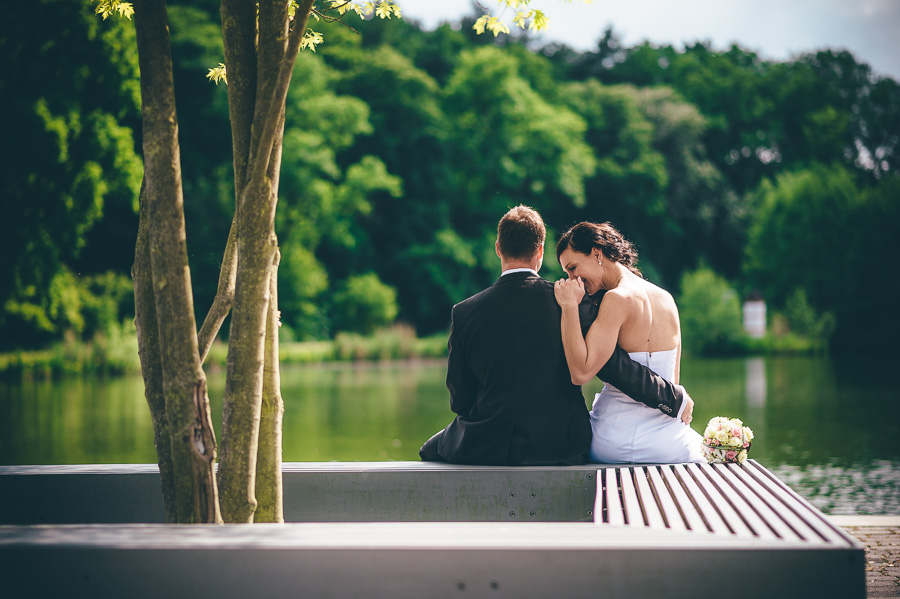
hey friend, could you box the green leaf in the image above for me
[206,63,227,85]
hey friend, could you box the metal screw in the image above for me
[586,473,593,480]
[509,492,515,497]
[530,492,535,498]
[587,510,593,516]
[509,510,516,517]
[530,511,536,517]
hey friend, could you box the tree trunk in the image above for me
[255,249,284,523]
[133,180,177,522]
[133,0,221,524]
[216,0,288,523]
[197,217,236,363]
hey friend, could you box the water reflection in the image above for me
[745,357,766,408]
[0,355,898,514]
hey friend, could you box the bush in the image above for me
[330,273,399,335]
[0,269,134,351]
[678,266,745,356]
[782,288,835,352]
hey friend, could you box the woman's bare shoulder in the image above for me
[635,277,675,303]
[600,286,635,306]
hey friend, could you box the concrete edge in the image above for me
[828,515,900,527]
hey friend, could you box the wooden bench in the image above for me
[0,460,865,597]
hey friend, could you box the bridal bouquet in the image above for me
[701,417,753,464]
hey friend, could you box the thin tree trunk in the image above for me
[133,179,177,522]
[255,249,284,523]
[221,0,257,194]
[133,0,221,524]
[216,0,290,523]
[216,0,311,522]
[197,0,258,366]
[197,216,237,363]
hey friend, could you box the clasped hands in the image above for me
[554,276,584,307]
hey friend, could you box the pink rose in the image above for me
[743,442,750,448]
[725,450,737,461]
[732,428,741,438]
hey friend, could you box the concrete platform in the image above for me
[0,522,865,598]
[0,461,867,598]
[836,518,900,599]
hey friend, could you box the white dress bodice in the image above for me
[589,349,703,464]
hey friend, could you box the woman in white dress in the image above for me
[553,222,703,464]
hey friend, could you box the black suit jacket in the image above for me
[424,272,684,466]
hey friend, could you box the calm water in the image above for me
[1,355,898,515]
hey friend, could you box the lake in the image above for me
[0,355,897,515]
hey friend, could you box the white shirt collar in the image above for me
[500,267,538,277]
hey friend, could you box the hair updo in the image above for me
[556,221,642,277]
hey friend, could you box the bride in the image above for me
[553,222,703,464]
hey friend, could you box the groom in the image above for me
[419,205,692,465]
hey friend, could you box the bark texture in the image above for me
[133,180,177,522]
[197,217,236,363]
[255,250,284,523]
[216,0,301,523]
[133,0,220,524]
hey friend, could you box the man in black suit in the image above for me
[419,205,693,466]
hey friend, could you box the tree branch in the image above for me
[244,0,313,195]
[221,0,258,197]
[197,214,237,363]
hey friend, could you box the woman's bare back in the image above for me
[607,275,680,355]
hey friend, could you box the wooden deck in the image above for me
[0,460,865,597]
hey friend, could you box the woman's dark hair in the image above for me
[556,221,642,277]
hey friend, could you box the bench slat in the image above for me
[705,464,779,540]
[646,466,687,531]
[725,464,823,543]
[671,464,729,534]
[658,465,708,532]
[742,462,852,545]
[602,469,625,526]
[618,467,643,526]
[632,467,667,529]
[683,463,757,537]
[714,464,794,540]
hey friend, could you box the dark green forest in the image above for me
[1,0,898,358]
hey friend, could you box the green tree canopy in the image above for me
[0,0,141,348]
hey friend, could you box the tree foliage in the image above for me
[2,4,897,359]
[0,0,141,349]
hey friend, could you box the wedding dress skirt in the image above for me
[589,349,704,464]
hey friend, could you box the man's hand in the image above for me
[680,391,694,425]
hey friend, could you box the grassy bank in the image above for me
[0,324,449,380]
[1,319,830,381]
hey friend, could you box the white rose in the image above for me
[715,430,730,444]
[738,450,748,464]
[729,436,742,447]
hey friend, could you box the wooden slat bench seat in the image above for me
[0,460,865,598]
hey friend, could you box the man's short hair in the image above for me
[497,205,545,260]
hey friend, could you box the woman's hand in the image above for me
[554,277,585,308]
[680,391,694,425]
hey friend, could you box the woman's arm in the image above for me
[673,299,682,385]
[555,278,628,385]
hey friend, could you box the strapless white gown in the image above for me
[589,349,704,464]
